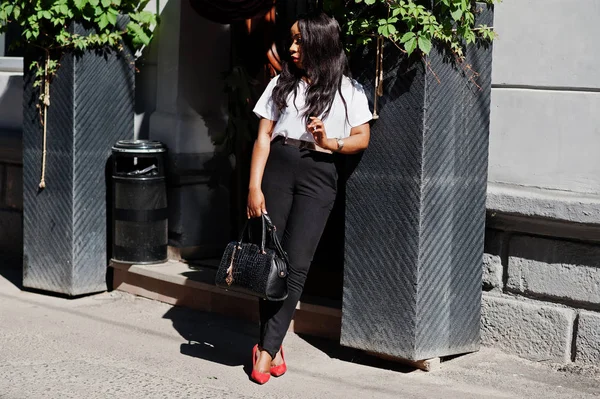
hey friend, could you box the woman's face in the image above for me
[289,21,303,69]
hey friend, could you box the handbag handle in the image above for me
[236,214,288,264]
[263,214,290,266]
[237,214,268,253]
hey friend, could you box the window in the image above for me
[0,23,23,72]
[1,22,23,57]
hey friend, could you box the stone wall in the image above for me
[482,232,600,364]
[482,0,600,366]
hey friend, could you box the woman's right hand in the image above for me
[247,188,267,219]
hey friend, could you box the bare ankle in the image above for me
[255,351,272,373]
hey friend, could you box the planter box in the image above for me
[22,22,134,295]
[341,6,494,360]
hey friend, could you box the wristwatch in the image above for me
[336,138,345,152]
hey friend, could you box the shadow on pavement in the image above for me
[163,306,258,369]
[298,334,416,374]
[0,256,23,290]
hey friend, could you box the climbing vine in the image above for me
[325,0,498,59]
[323,0,498,117]
[0,0,156,188]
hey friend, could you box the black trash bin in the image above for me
[111,140,168,264]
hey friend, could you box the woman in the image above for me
[248,12,372,384]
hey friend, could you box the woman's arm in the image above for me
[247,118,275,218]
[308,117,370,154]
[331,122,370,154]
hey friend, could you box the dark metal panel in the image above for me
[414,5,494,359]
[23,41,76,294]
[342,5,493,360]
[341,49,425,358]
[23,22,134,295]
[71,23,135,294]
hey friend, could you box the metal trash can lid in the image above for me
[112,140,166,153]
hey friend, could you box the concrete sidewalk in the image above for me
[0,270,598,399]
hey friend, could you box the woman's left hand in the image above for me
[308,117,336,151]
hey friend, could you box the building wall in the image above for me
[143,0,232,258]
[482,0,600,365]
[0,1,233,262]
[0,0,599,365]
[0,57,24,262]
[489,0,600,195]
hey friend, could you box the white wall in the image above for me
[489,0,600,197]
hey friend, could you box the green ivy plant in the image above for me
[323,0,498,118]
[0,0,156,75]
[325,0,498,60]
[0,0,156,188]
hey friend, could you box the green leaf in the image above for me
[400,31,415,43]
[451,8,463,21]
[74,0,88,10]
[106,11,117,26]
[131,11,155,25]
[405,37,417,55]
[417,36,432,54]
[102,0,112,7]
[365,0,376,4]
[89,0,100,6]
[127,22,151,46]
[464,30,476,44]
[97,13,109,29]
[377,24,389,36]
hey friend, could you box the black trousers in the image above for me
[258,137,338,357]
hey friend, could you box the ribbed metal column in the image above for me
[341,5,493,360]
[22,22,134,296]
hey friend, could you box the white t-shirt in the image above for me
[253,75,372,141]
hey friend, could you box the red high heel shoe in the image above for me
[251,344,271,385]
[270,346,287,377]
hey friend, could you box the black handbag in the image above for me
[215,214,289,301]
